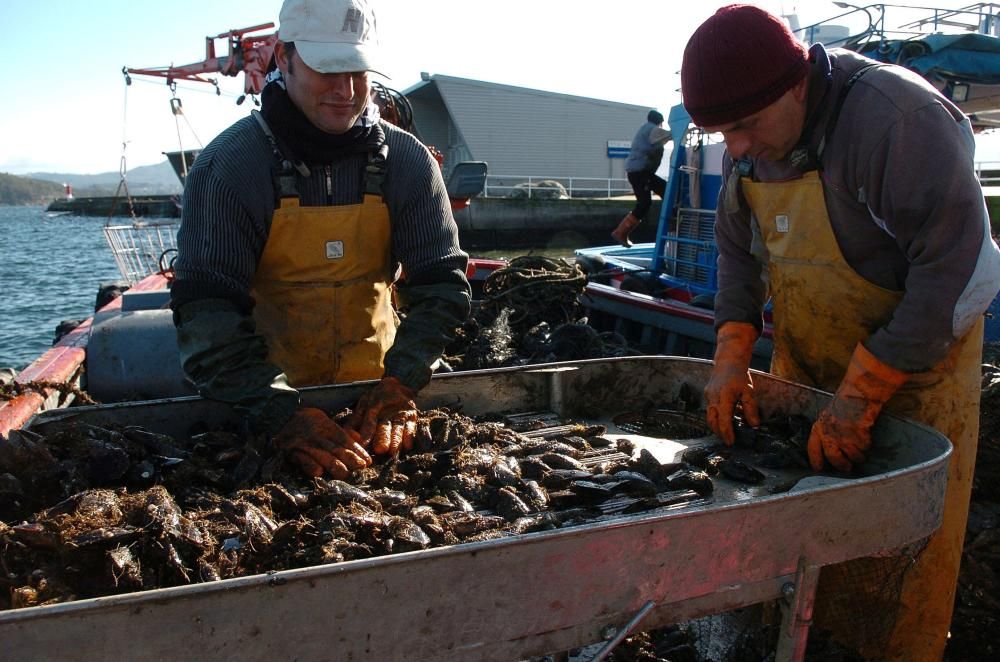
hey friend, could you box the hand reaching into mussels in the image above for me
[274,407,372,478]
[704,322,761,444]
[345,376,418,457]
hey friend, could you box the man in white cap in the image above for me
[171,0,470,478]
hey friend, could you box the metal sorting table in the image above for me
[1,357,950,661]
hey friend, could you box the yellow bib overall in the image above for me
[743,171,982,660]
[249,194,397,387]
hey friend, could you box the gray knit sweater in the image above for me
[170,114,470,431]
[173,116,468,299]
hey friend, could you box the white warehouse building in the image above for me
[402,74,658,198]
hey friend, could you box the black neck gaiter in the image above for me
[260,78,374,165]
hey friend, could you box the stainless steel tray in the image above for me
[2,357,951,661]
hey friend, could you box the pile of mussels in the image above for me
[0,407,809,611]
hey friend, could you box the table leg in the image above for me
[775,557,821,662]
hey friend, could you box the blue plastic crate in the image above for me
[986,293,1000,343]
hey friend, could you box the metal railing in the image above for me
[977,160,1000,186]
[795,3,1000,49]
[483,163,1000,197]
[103,219,180,284]
[483,175,631,199]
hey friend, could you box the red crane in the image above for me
[123,22,412,126]
[124,23,278,104]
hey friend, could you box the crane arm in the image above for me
[125,23,278,96]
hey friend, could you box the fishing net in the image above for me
[679,543,922,662]
[445,255,634,370]
[479,255,588,330]
[808,546,922,658]
[684,606,779,662]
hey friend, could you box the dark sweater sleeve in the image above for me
[170,118,298,433]
[381,124,471,389]
[171,117,275,307]
[712,156,769,334]
[855,95,1000,370]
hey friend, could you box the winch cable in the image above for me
[109,72,140,223]
[168,81,205,184]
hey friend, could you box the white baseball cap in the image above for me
[278,0,386,76]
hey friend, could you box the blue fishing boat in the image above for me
[796,2,1000,130]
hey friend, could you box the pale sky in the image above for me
[1,0,996,175]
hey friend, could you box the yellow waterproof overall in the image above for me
[742,171,982,660]
[249,194,397,387]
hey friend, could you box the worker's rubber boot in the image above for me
[611,213,640,247]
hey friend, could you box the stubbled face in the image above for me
[275,41,370,135]
[702,78,809,162]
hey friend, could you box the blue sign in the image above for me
[607,140,630,159]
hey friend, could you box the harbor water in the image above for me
[0,206,125,370]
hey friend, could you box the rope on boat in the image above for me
[481,255,587,333]
[0,380,96,406]
[479,255,588,329]
[445,255,634,370]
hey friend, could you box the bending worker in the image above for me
[612,110,671,246]
[170,0,470,478]
[682,5,1000,660]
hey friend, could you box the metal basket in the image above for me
[103,220,180,284]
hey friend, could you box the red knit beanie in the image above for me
[681,4,809,127]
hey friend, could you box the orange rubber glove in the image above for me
[274,407,372,478]
[705,321,761,445]
[345,376,418,457]
[808,342,908,472]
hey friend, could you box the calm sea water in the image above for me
[0,206,127,370]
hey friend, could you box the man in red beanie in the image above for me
[682,4,1000,660]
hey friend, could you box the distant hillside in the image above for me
[27,159,184,196]
[0,173,63,205]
